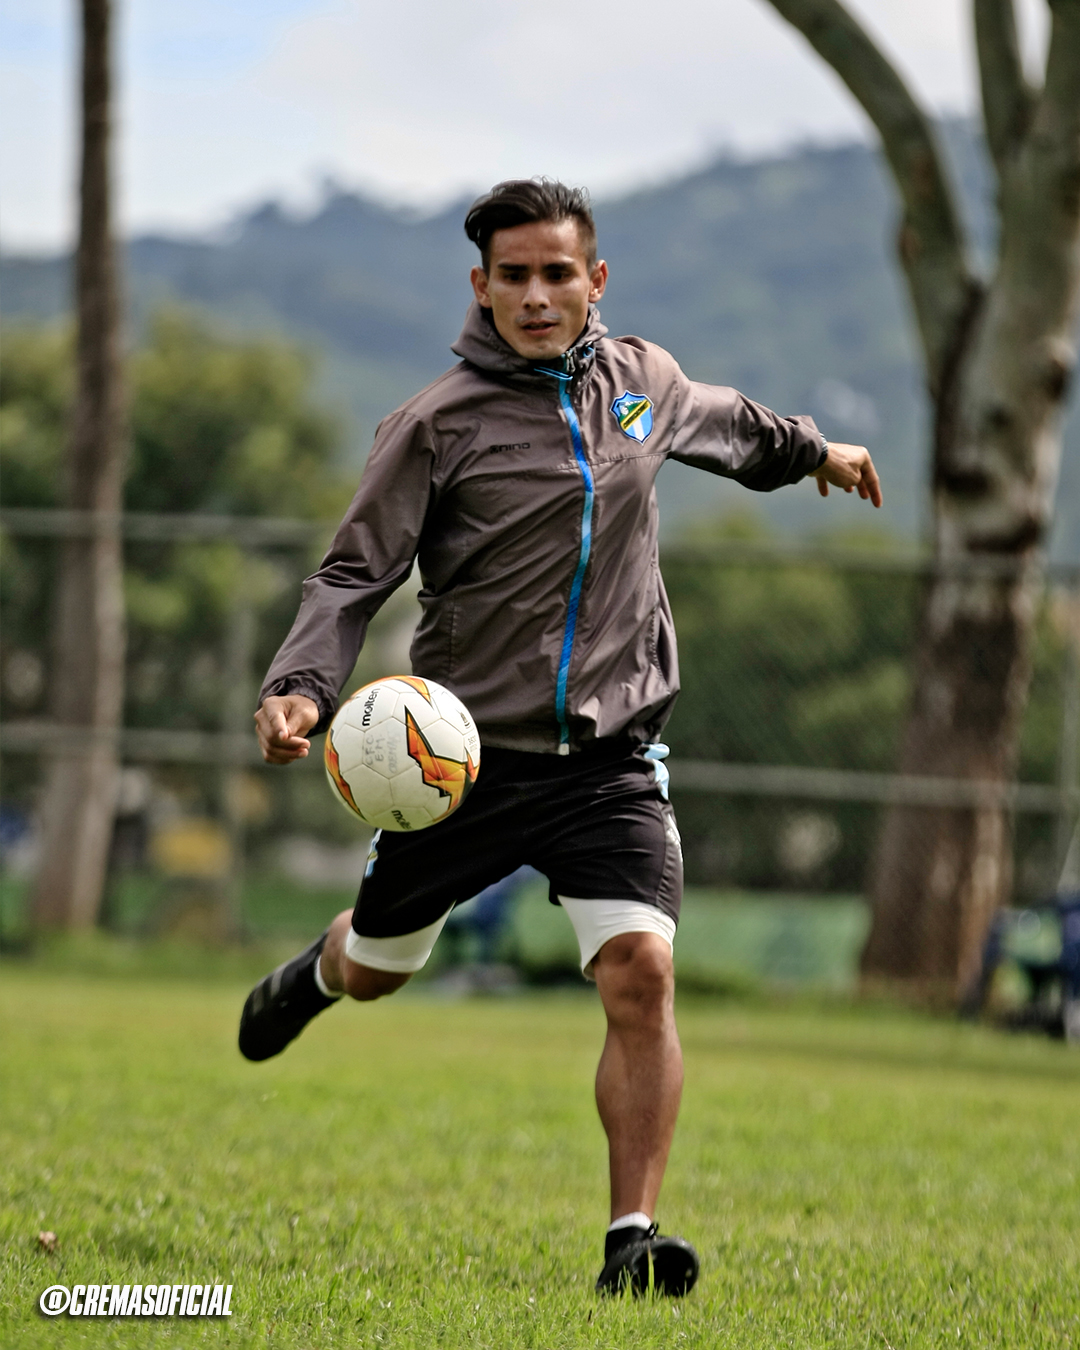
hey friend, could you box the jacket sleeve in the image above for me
[259,410,436,734]
[667,361,824,491]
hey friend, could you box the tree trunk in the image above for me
[763,0,1080,1000]
[864,1,1080,998]
[30,0,127,931]
[861,555,1039,999]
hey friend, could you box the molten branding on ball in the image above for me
[404,708,478,812]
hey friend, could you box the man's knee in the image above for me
[595,931,674,1022]
[341,960,412,1002]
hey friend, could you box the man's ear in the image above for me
[588,259,609,304]
[471,265,491,308]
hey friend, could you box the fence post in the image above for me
[220,590,256,935]
[1054,576,1080,890]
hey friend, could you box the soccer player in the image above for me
[239,179,882,1296]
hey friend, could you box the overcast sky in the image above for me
[0,0,1050,251]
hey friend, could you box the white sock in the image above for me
[607,1211,652,1233]
[313,954,342,1000]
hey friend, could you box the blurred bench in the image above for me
[967,893,1080,1040]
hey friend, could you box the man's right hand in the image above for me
[811,441,883,508]
[255,694,320,764]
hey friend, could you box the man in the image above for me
[239,179,881,1297]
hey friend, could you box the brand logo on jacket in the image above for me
[488,442,531,454]
[610,391,653,443]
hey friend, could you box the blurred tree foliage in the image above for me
[1,312,358,849]
[1,327,70,714]
[2,311,349,725]
[664,515,917,772]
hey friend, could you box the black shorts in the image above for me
[350,739,683,940]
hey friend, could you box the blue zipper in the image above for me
[536,359,594,753]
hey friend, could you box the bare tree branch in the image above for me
[981,0,1080,429]
[764,0,978,396]
[974,0,1038,174]
[1031,0,1080,276]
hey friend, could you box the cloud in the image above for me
[250,0,866,202]
[0,0,1051,249]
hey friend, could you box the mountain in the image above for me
[3,124,1077,555]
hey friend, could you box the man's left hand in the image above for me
[812,442,883,508]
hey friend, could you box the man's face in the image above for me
[470,218,608,360]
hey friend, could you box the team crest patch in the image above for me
[611,390,654,443]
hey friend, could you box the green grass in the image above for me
[3,971,1079,1347]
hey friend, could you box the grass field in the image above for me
[3,966,1079,1348]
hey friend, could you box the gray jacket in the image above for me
[260,302,824,753]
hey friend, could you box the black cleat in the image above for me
[238,931,339,1062]
[595,1224,699,1298]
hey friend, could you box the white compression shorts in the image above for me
[344,897,676,981]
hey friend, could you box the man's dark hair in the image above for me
[464,178,596,271]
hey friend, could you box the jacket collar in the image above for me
[451,301,607,385]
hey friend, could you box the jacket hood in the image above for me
[451,301,608,379]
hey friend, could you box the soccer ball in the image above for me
[324,676,481,831]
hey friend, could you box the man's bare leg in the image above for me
[319,907,412,1000]
[592,931,683,1221]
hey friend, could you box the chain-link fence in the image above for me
[2,508,1078,997]
[659,539,1080,895]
